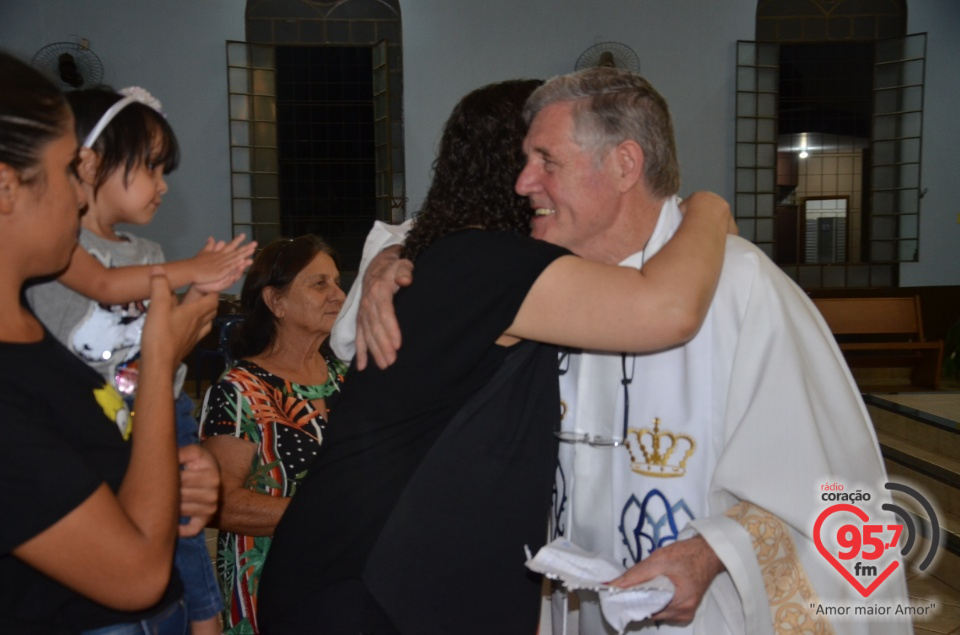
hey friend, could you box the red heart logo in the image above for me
[814,503,899,597]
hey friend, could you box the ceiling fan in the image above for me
[32,39,104,90]
[575,41,640,72]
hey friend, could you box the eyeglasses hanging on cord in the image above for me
[554,352,635,448]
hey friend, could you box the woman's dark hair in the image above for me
[0,51,70,179]
[66,87,180,199]
[401,78,544,262]
[232,234,340,358]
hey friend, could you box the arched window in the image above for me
[736,0,923,289]
[227,0,404,286]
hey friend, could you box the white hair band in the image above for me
[80,87,165,149]
[81,95,138,148]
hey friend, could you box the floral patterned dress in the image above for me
[199,356,346,635]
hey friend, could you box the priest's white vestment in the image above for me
[548,197,912,635]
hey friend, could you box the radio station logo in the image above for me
[815,481,940,599]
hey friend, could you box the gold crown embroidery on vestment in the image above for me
[626,418,696,477]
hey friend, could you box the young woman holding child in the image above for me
[0,50,218,634]
[24,84,253,633]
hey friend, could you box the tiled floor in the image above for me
[908,570,960,634]
[883,386,960,634]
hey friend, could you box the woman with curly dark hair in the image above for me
[400,79,542,262]
[258,79,730,634]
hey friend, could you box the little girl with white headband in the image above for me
[26,85,248,635]
[1,49,218,635]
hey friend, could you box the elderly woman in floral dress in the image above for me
[199,235,347,635]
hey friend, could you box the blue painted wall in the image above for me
[2,0,956,285]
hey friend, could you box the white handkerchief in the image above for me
[598,585,675,634]
[526,538,675,634]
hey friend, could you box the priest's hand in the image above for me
[608,535,725,625]
[356,244,414,370]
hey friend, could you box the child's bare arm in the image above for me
[58,248,162,305]
[58,236,256,304]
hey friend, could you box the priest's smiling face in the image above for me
[516,100,625,264]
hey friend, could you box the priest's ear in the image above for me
[612,140,644,194]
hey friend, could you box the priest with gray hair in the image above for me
[338,67,913,635]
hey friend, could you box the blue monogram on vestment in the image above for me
[619,489,694,566]
[551,463,568,539]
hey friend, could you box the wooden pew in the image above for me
[812,296,944,391]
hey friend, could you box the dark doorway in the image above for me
[775,41,873,268]
[276,46,375,280]
[779,42,873,139]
